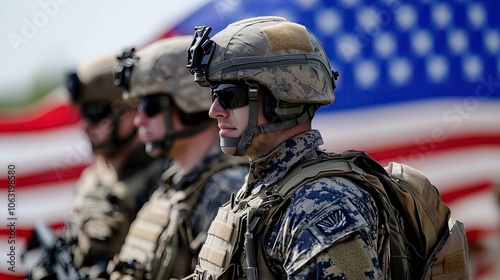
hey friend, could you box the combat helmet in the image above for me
[66,53,136,156]
[187,16,339,156]
[115,36,213,157]
[67,53,123,105]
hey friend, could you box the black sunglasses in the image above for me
[211,84,249,110]
[138,95,165,117]
[81,103,112,124]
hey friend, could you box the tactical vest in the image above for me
[110,155,248,280]
[195,186,278,280]
[195,150,469,280]
[66,157,162,270]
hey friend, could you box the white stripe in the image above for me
[0,125,93,176]
[0,181,75,227]
[395,147,500,193]
[447,190,500,230]
[315,98,500,152]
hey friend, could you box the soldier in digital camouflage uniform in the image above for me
[186,16,382,279]
[107,36,249,280]
[29,53,165,280]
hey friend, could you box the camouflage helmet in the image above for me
[66,53,123,105]
[188,16,337,105]
[119,36,211,114]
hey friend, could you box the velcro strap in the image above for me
[207,220,234,242]
[118,243,149,264]
[128,220,163,242]
[123,235,157,253]
[199,244,227,267]
[146,197,172,211]
[138,205,170,226]
[444,252,466,273]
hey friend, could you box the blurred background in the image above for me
[1,0,499,279]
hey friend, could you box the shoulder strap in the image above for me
[273,150,387,203]
[181,154,248,206]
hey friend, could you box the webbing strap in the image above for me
[274,157,367,202]
[207,220,234,242]
[199,245,227,267]
[137,199,171,226]
[128,220,164,243]
[208,53,330,77]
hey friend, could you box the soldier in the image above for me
[107,36,248,280]
[186,16,382,279]
[29,53,164,280]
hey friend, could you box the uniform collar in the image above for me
[243,130,324,196]
[162,139,223,191]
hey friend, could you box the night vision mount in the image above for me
[114,47,138,91]
[66,71,82,103]
[187,26,215,87]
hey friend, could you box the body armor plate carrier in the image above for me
[110,155,248,280]
[194,150,469,280]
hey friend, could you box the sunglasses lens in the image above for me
[138,95,163,117]
[211,84,249,110]
[82,104,111,123]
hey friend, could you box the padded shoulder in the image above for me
[283,196,372,275]
[268,176,378,275]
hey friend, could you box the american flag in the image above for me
[1,0,499,279]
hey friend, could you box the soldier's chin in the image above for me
[220,146,237,156]
[145,142,163,158]
[91,145,107,156]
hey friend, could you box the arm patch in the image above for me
[283,197,371,275]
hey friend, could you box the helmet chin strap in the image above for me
[146,121,211,158]
[220,83,259,156]
[145,140,168,158]
[145,96,213,158]
[93,113,137,157]
[143,96,173,158]
[221,83,317,157]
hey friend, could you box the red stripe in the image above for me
[157,28,182,39]
[365,133,500,163]
[466,227,499,246]
[467,227,500,278]
[0,105,80,133]
[440,181,492,204]
[0,164,88,189]
[0,272,26,280]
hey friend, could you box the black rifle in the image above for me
[26,221,87,280]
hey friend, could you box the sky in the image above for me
[0,0,210,103]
